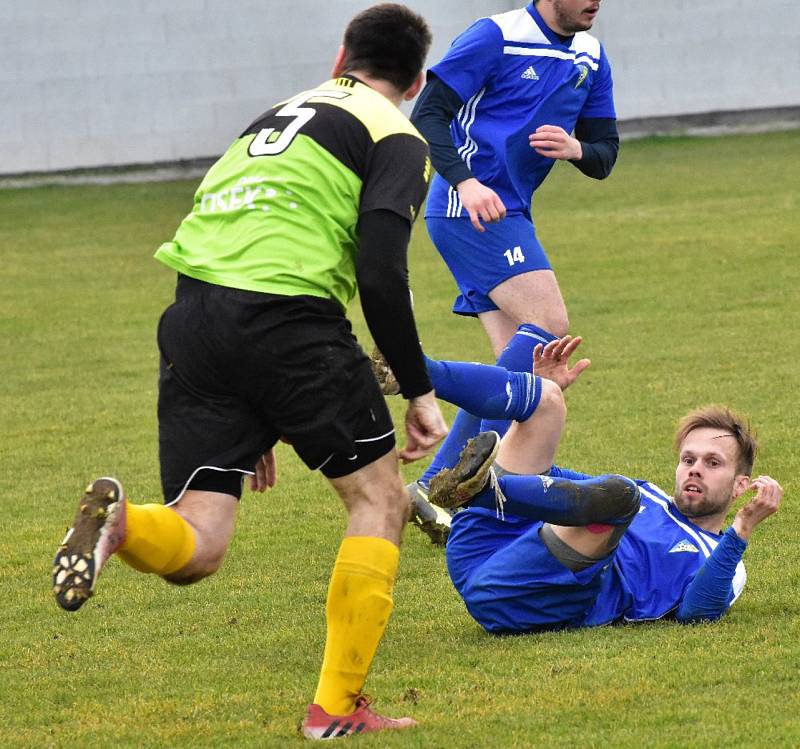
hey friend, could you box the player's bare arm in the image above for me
[532,335,591,390]
[399,391,448,463]
[731,475,783,541]
[529,125,583,161]
[456,177,507,233]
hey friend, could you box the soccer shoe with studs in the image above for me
[369,346,401,396]
[52,477,127,612]
[302,696,417,740]
[407,480,453,546]
[428,431,501,510]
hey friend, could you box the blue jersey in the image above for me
[584,482,747,625]
[425,2,616,220]
[446,480,747,632]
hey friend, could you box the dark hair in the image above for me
[341,4,432,91]
[674,405,758,476]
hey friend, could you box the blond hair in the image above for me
[674,405,758,476]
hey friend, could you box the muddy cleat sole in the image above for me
[303,696,417,740]
[428,431,501,510]
[370,346,400,396]
[53,477,127,612]
[407,480,452,546]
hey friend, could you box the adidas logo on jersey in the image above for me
[521,66,539,81]
[539,476,554,492]
[669,540,700,554]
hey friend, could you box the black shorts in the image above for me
[156,275,395,504]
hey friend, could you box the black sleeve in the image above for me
[410,73,474,188]
[570,117,620,180]
[356,209,432,399]
[360,133,431,224]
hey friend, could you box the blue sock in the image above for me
[420,323,557,488]
[481,323,557,437]
[470,474,639,526]
[424,357,542,422]
[420,408,481,487]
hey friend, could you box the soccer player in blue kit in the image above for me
[416,338,784,632]
[409,0,620,505]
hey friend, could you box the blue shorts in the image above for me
[446,508,612,633]
[426,215,551,317]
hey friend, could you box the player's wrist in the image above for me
[731,515,753,541]
[456,177,480,191]
[568,138,584,162]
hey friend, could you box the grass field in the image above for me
[2,130,799,748]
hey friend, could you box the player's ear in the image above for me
[331,45,346,78]
[403,70,425,101]
[733,474,750,499]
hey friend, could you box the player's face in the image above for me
[673,428,743,519]
[550,0,602,33]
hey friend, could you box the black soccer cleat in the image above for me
[52,477,127,612]
[428,431,501,510]
[407,480,453,546]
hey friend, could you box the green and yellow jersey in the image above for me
[155,76,432,309]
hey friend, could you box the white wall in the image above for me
[1,1,798,175]
[592,0,800,120]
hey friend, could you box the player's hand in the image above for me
[250,448,277,492]
[532,335,591,390]
[399,390,448,463]
[732,475,783,541]
[456,178,507,233]
[529,125,583,161]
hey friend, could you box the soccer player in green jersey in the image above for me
[51,4,447,739]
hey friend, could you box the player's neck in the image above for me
[690,515,724,534]
[675,502,726,534]
[343,70,404,107]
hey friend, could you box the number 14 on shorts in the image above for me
[503,245,526,266]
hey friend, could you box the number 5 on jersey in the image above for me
[503,245,526,266]
[248,90,350,157]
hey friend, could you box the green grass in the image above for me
[2,130,799,747]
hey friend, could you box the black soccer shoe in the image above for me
[407,480,453,546]
[428,431,501,510]
[52,477,127,612]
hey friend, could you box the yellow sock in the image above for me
[313,536,400,716]
[117,502,197,576]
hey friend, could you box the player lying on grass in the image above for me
[377,338,783,630]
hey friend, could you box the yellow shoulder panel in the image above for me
[306,78,426,144]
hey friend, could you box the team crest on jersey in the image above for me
[574,65,589,89]
[669,540,700,554]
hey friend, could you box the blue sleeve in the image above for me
[580,44,616,119]
[676,527,748,623]
[429,18,504,103]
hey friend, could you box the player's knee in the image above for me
[548,313,569,339]
[538,378,566,417]
[387,477,413,526]
[353,475,410,529]
[525,308,568,338]
[162,541,228,585]
[163,556,222,585]
[604,476,641,524]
